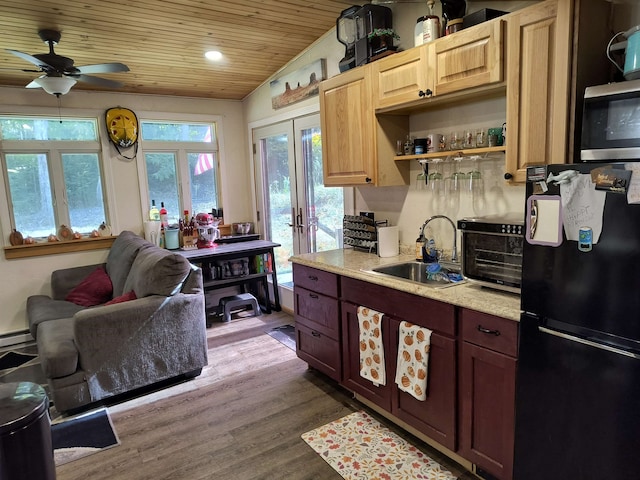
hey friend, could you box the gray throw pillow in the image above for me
[123,247,191,298]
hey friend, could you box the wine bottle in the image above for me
[149,200,160,221]
[160,202,168,227]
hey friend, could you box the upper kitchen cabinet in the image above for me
[320,65,375,186]
[373,45,433,110]
[433,19,504,96]
[320,64,409,187]
[504,0,572,182]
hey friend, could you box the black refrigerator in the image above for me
[514,163,640,479]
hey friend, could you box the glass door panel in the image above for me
[295,115,343,255]
[254,114,345,289]
[255,122,296,285]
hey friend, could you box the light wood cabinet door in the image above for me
[373,45,433,109]
[505,0,572,182]
[320,65,376,186]
[433,19,504,96]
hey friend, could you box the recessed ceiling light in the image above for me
[205,50,223,61]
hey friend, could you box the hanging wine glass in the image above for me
[416,159,428,190]
[468,155,486,215]
[428,158,444,196]
[445,156,465,213]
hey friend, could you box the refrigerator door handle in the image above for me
[539,326,640,360]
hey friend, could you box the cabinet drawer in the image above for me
[341,276,456,336]
[295,286,340,339]
[296,322,341,381]
[293,264,339,298]
[461,309,518,357]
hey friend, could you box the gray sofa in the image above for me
[27,230,208,412]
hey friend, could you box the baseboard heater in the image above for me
[0,330,33,348]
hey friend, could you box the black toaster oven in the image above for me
[457,213,524,294]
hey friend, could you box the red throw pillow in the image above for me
[65,266,113,307]
[104,290,137,306]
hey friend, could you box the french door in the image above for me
[254,114,344,286]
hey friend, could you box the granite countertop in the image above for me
[290,249,522,321]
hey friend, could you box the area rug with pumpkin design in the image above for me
[302,411,457,480]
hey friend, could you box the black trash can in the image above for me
[0,382,55,480]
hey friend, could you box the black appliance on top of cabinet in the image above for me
[513,163,640,479]
[336,4,392,72]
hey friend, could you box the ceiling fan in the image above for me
[5,29,129,96]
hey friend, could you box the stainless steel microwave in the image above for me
[581,79,640,161]
[457,213,524,294]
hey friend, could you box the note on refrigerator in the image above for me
[560,174,606,243]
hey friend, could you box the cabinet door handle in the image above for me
[477,325,501,336]
[418,89,433,98]
[309,293,319,299]
[308,275,318,281]
[311,330,321,338]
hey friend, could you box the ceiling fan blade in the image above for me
[25,79,43,89]
[0,67,41,72]
[5,49,51,69]
[73,74,123,88]
[75,63,129,74]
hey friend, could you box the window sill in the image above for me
[4,236,116,259]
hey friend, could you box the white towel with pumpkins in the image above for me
[395,321,432,401]
[357,306,386,386]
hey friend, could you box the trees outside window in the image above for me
[0,116,106,238]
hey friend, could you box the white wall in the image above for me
[0,87,248,336]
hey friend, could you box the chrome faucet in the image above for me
[419,215,458,263]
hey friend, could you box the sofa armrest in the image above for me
[51,263,106,300]
[72,292,207,399]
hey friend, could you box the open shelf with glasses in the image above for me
[394,145,506,162]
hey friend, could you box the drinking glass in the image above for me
[449,131,463,151]
[416,159,428,190]
[467,156,483,193]
[463,129,476,149]
[475,128,488,148]
[428,158,444,196]
[448,156,468,192]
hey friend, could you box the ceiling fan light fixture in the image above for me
[34,76,77,96]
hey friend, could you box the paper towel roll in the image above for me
[378,226,399,258]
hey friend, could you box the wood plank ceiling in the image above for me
[0,0,356,100]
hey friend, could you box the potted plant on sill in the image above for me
[367,28,400,56]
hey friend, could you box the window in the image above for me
[140,120,220,224]
[0,116,107,238]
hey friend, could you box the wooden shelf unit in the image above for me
[394,145,506,162]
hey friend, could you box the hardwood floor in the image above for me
[55,311,474,480]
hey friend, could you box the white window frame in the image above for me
[136,112,225,221]
[0,112,110,240]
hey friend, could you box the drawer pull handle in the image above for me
[311,330,321,338]
[477,325,501,336]
[308,275,318,281]
[309,293,319,299]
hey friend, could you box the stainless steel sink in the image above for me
[363,261,465,289]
